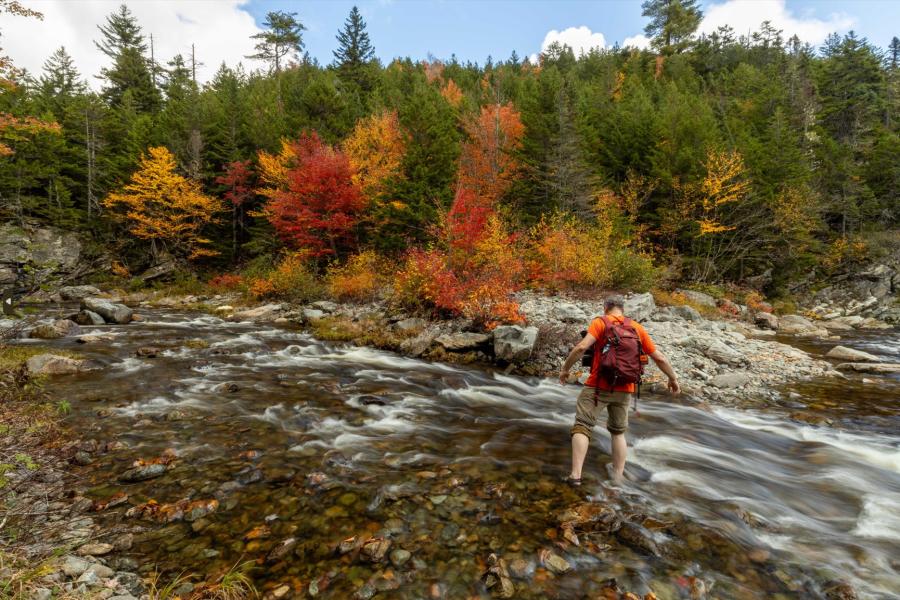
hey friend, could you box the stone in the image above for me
[710,373,751,388]
[551,303,587,323]
[81,298,133,324]
[118,463,167,482]
[73,310,106,326]
[670,305,703,321]
[301,308,325,321]
[615,522,660,556]
[83,564,114,579]
[825,345,880,362]
[624,292,656,322]
[0,267,16,284]
[395,317,426,332]
[389,548,411,568]
[76,542,113,556]
[400,328,438,357]
[59,285,102,301]
[361,537,391,563]
[678,289,717,308]
[435,332,491,351]
[31,588,52,600]
[493,325,539,362]
[312,300,339,312]
[828,315,864,328]
[777,314,826,336]
[30,319,81,339]
[541,551,571,575]
[233,303,283,321]
[26,354,94,376]
[835,362,900,374]
[76,333,115,344]
[823,580,858,600]
[59,555,90,577]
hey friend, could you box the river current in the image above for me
[21,309,900,599]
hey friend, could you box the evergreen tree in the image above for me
[39,47,87,101]
[333,5,375,85]
[641,0,702,54]
[247,11,305,74]
[94,4,159,112]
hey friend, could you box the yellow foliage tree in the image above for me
[677,148,750,236]
[342,110,406,206]
[103,146,221,259]
[256,140,298,202]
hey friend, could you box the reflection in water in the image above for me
[30,310,900,599]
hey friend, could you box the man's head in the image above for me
[604,295,625,315]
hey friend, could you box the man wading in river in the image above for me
[559,295,680,485]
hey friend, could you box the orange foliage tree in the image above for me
[103,146,221,259]
[457,102,525,205]
[260,132,364,257]
[676,148,750,236]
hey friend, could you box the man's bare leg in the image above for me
[570,432,590,479]
[610,433,627,483]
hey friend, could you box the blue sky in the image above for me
[245,0,900,65]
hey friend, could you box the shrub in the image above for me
[208,273,245,291]
[527,214,613,290]
[326,250,384,302]
[606,248,658,292]
[393,248,462,313]
[248,252,321,302]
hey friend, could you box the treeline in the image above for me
[1,1,898,297]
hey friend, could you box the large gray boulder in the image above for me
[778,314,827,337]
[710,372,751,388]
[233,303,283,321]
[625,293,656,322]
[72,310,106,326]
[81,297,133,324]
[551,303,587,323]
[493,325,539,362]
[435,332,491,351]
[825,345,880,362]
[754,312,779,330]
[670,305,703,321]
[59,285,102,301]
[836,362,900,374]
[678,289,717,308]
[678,336,747,366]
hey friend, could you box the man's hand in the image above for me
[667,377,680,395]
[559,370,570,385]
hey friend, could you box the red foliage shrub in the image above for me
[208,273,244,291]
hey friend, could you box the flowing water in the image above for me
[18,309,900,599]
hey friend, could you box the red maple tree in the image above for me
[215,160,255,258]
[264,133,364,257]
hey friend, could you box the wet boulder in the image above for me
[825,345,880,362]
[835,362,900,374]
[615,522,661,556]
[823,580,858,600]
[81,297,133,324]
[493,325,538,362]
[72,310,106,326]
[29,319,81,339]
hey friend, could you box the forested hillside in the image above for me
[1,1,898,323]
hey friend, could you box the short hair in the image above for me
[604,295,625,312]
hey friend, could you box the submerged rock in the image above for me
[539,549,571,575]
[360,537,391,563]
[119,463,167,482]
[482,553,515,598]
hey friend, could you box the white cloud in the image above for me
[540,26,607,57]
[0,0,262,87]
[622,33,652,49]
[699,0,855,44]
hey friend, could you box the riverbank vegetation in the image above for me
[1,2,898,326]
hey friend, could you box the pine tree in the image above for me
[95,4,159,112]
[39,47,87,100]
[641,0,702,54]
[159,54,202,179]
[247,11,306,74]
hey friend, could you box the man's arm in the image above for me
[648,349,680,394]
[558,333,596,384]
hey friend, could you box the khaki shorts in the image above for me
[571,386,631,439]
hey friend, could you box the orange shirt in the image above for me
[584,315,656,392]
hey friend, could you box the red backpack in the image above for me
[592,316,645,398]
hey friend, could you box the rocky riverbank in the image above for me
[14,283,895,408]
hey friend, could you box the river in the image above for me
[21,309,900,599]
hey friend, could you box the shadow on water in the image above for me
[21,309,900,599]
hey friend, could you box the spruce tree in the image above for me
[641,0,702,54]
[39,47,87,100]
[95,4,159,112]
[333,6,375,75]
